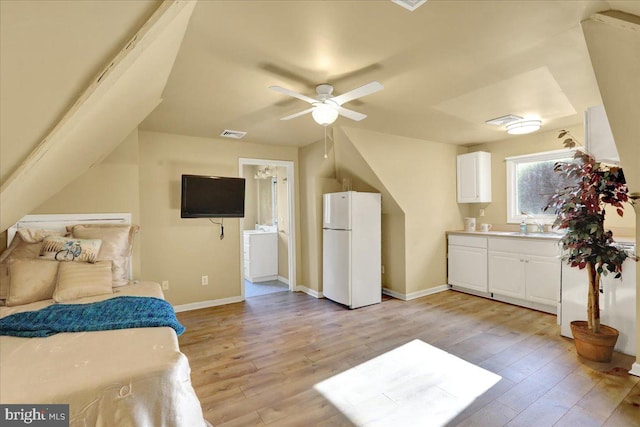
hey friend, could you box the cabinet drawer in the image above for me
[488,238,560,257]
[449,235,487,249]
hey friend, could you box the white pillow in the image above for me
[40,236,102,263]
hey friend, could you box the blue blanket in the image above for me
[0,296,185,337]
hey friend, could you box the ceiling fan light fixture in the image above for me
[312,103,339,126]
[506,119,542,135]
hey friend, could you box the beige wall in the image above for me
[32,129,142,277]
[138,131,300,306]
[467,124,636,234]
[340,127,468,295]
[333,128,406,293]
[298,139,340,292]
[243,165,259,230]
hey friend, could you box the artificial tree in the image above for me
[544,131,632,335]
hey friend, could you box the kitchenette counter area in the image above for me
[446,229,637,356]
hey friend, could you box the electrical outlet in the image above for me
[381,265,385,274]
[201,275,209,286]
[161,280,169,290]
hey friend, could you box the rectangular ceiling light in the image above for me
[392,0,428,12]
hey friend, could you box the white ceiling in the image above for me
[139,0,639,147]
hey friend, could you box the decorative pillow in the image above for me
[6,259,59,306]
[53,261,113,302]
[1,232,62,301]
[70,224,139,287]
[40,236,102,263]
[17,228,65,244]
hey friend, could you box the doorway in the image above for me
[239,158,296,299]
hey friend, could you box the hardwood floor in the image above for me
[177,290,640,426]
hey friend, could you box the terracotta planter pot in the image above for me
[570,320,619,363]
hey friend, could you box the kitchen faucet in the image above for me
[521,211,545,233]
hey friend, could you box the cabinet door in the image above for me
[457,154,479,203]
[525,255,560,306]
[489,251,525,298]
[248,233,278,279]
[448,245,487,292]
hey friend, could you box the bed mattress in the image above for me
[0,281,206,427]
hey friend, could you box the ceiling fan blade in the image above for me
[280,107,314,121]
[269,86,317,104]
[331,81,384,106]
[260,63,317,89]
[337,106,367,121]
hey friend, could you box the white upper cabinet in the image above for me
[457,151,491,203]
[585,105,619,164]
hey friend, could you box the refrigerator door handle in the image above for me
[324,195,331,226]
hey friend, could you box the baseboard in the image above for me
[173,296,244,313]
[277,275,289,285]
[383,285,449,301]
[295,285,323,299]
[630,362,640,378]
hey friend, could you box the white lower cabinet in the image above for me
[488,237,561,314]
[448,233,561,315]
[447,235,487,293]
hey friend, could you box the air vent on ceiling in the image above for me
[391,0,428,12]
[485,114,523,127]
[220,130,246,139]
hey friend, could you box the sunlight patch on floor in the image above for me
[314,339,501,427]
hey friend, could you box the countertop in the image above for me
[447,230,564,241]
[447,230,636,244]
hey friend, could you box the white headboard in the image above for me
[8,213,132,246]
[7,213,133,277]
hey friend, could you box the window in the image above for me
[506,149,577,224]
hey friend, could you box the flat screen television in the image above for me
[181,175,245,218]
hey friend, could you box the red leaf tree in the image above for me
[544,148,633,333]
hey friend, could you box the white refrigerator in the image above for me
[322,191,381,309]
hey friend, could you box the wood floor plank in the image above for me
[177,290,639,427]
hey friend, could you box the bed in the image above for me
[0,214,206,427]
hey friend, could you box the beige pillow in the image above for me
[6,259,59,306]
[17,228,65,244]
[40,236,102,263]
[70,224,139,287]
[53,261,113,303]
[1,233,60,301]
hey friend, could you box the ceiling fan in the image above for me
[269,81,384,126]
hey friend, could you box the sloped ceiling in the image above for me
[139,0,631,146]
[0,0,194,231]
[2,1,640,231]
[0,0,161,184]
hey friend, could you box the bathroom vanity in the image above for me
[243,230,278,283]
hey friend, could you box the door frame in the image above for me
[238,158,296,299]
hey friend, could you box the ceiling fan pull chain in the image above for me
[324,126,328,159]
